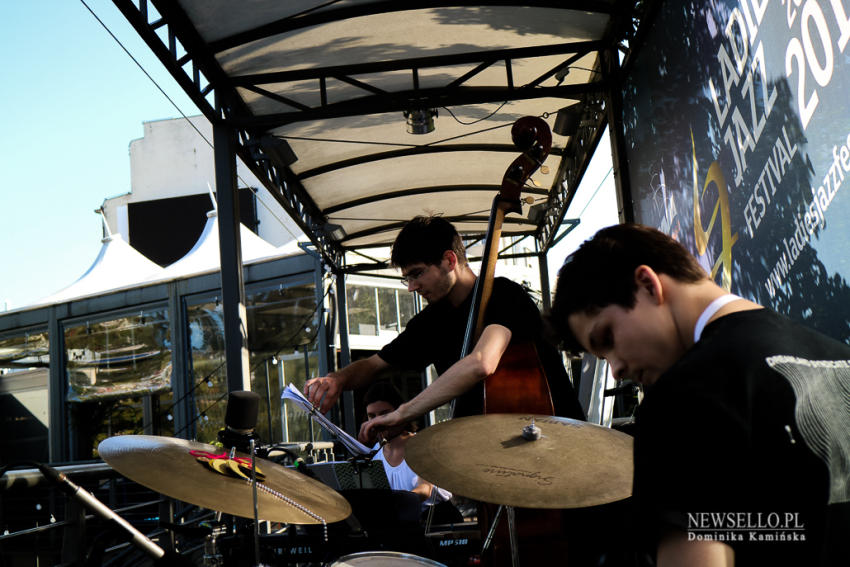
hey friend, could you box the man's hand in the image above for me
[360,409,404,444]
[304,375,344,414]
[304,354,391,414]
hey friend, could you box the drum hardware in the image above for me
[425,523,480,565]
[249,439,261,567]
[422,485,439,535]
[202,526,226,567]
[27,462,166,561]
[479,504,520,567]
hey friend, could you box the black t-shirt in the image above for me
[378,277,584,419]
[634,308,850,565]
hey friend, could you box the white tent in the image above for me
[20,211,301,311]
[37,234,166,305]
[145,210,291,283]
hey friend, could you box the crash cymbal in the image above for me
[98,435,351,524]
[405,414,632,509]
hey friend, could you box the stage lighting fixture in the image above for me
[259,136,298,168]
[404,109,437,134]
[553,106,581,136]
[323,223,347,240]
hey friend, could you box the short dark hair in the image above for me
[363,381,405,410]
[391,216,466,268]
[549,223,706,355]
[363,381,417,432]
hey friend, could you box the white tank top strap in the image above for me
[694,294,741,343]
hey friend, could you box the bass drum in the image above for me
[330,551,447,567]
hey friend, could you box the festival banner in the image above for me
[623,0,850,342]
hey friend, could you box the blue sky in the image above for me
[0,1,616,310]
[0,0,198,309]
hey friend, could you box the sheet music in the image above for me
[282,383,371,456]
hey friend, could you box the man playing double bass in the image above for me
[304,215,584,433]
[306,215,588,565]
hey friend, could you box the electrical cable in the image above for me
[79,0,301,243]
[441,101,509,126]
[573,166,613,218]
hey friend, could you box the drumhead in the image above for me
[330,551,447,566]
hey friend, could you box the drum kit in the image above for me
[96,414,633,567]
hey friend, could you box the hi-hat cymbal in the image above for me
[98,435,351,524]
[405,414,632,509]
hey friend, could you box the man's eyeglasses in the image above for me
[400,267,427,286]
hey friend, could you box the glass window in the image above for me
[378,288,399,332]
[186,282,321,446]
[247,283,319,444]
[185,301,227,445]
[398,291,416,331]
[64,308,173,460]
[0,329,50,462]
[279,349,320,443]
[347,285,378,336]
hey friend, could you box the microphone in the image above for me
[37,463,165,560]
[217,390,261,454]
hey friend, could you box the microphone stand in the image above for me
[37,463,166,560]
[249,439,262,567]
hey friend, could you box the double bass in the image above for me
[457,115,555,416]
[457,116,568,566]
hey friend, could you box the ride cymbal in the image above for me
[98,435,351,524]
[405,414,632,509]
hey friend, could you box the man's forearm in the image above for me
[396,324,511,421]
[396,353,488,421]
[327,355,385,390]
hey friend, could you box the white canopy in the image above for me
[146,210,287,282]
[37,234,166,305]
[22,212,301,310]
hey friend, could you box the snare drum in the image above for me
[330,551,447,567]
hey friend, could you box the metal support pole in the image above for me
[168,281,191,438]
[314,261,329,377]
[335,269,356,437]
[61,499,86,565]
[264,360,274,442]
[602,46,634,223]
[213,119,251,392]
[48,305,66,461]
[142,395,154,434]
[304,347,315,442]
[538,249,551,311]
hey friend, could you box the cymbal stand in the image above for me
[249,440,261,566]
[481,504,521,566]
[481,504,503,553]
[202,529,224,567]
[507,506,519,567]
[423,485,438,535]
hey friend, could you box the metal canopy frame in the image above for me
[113,0,650,271]
[112,0,655,394]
